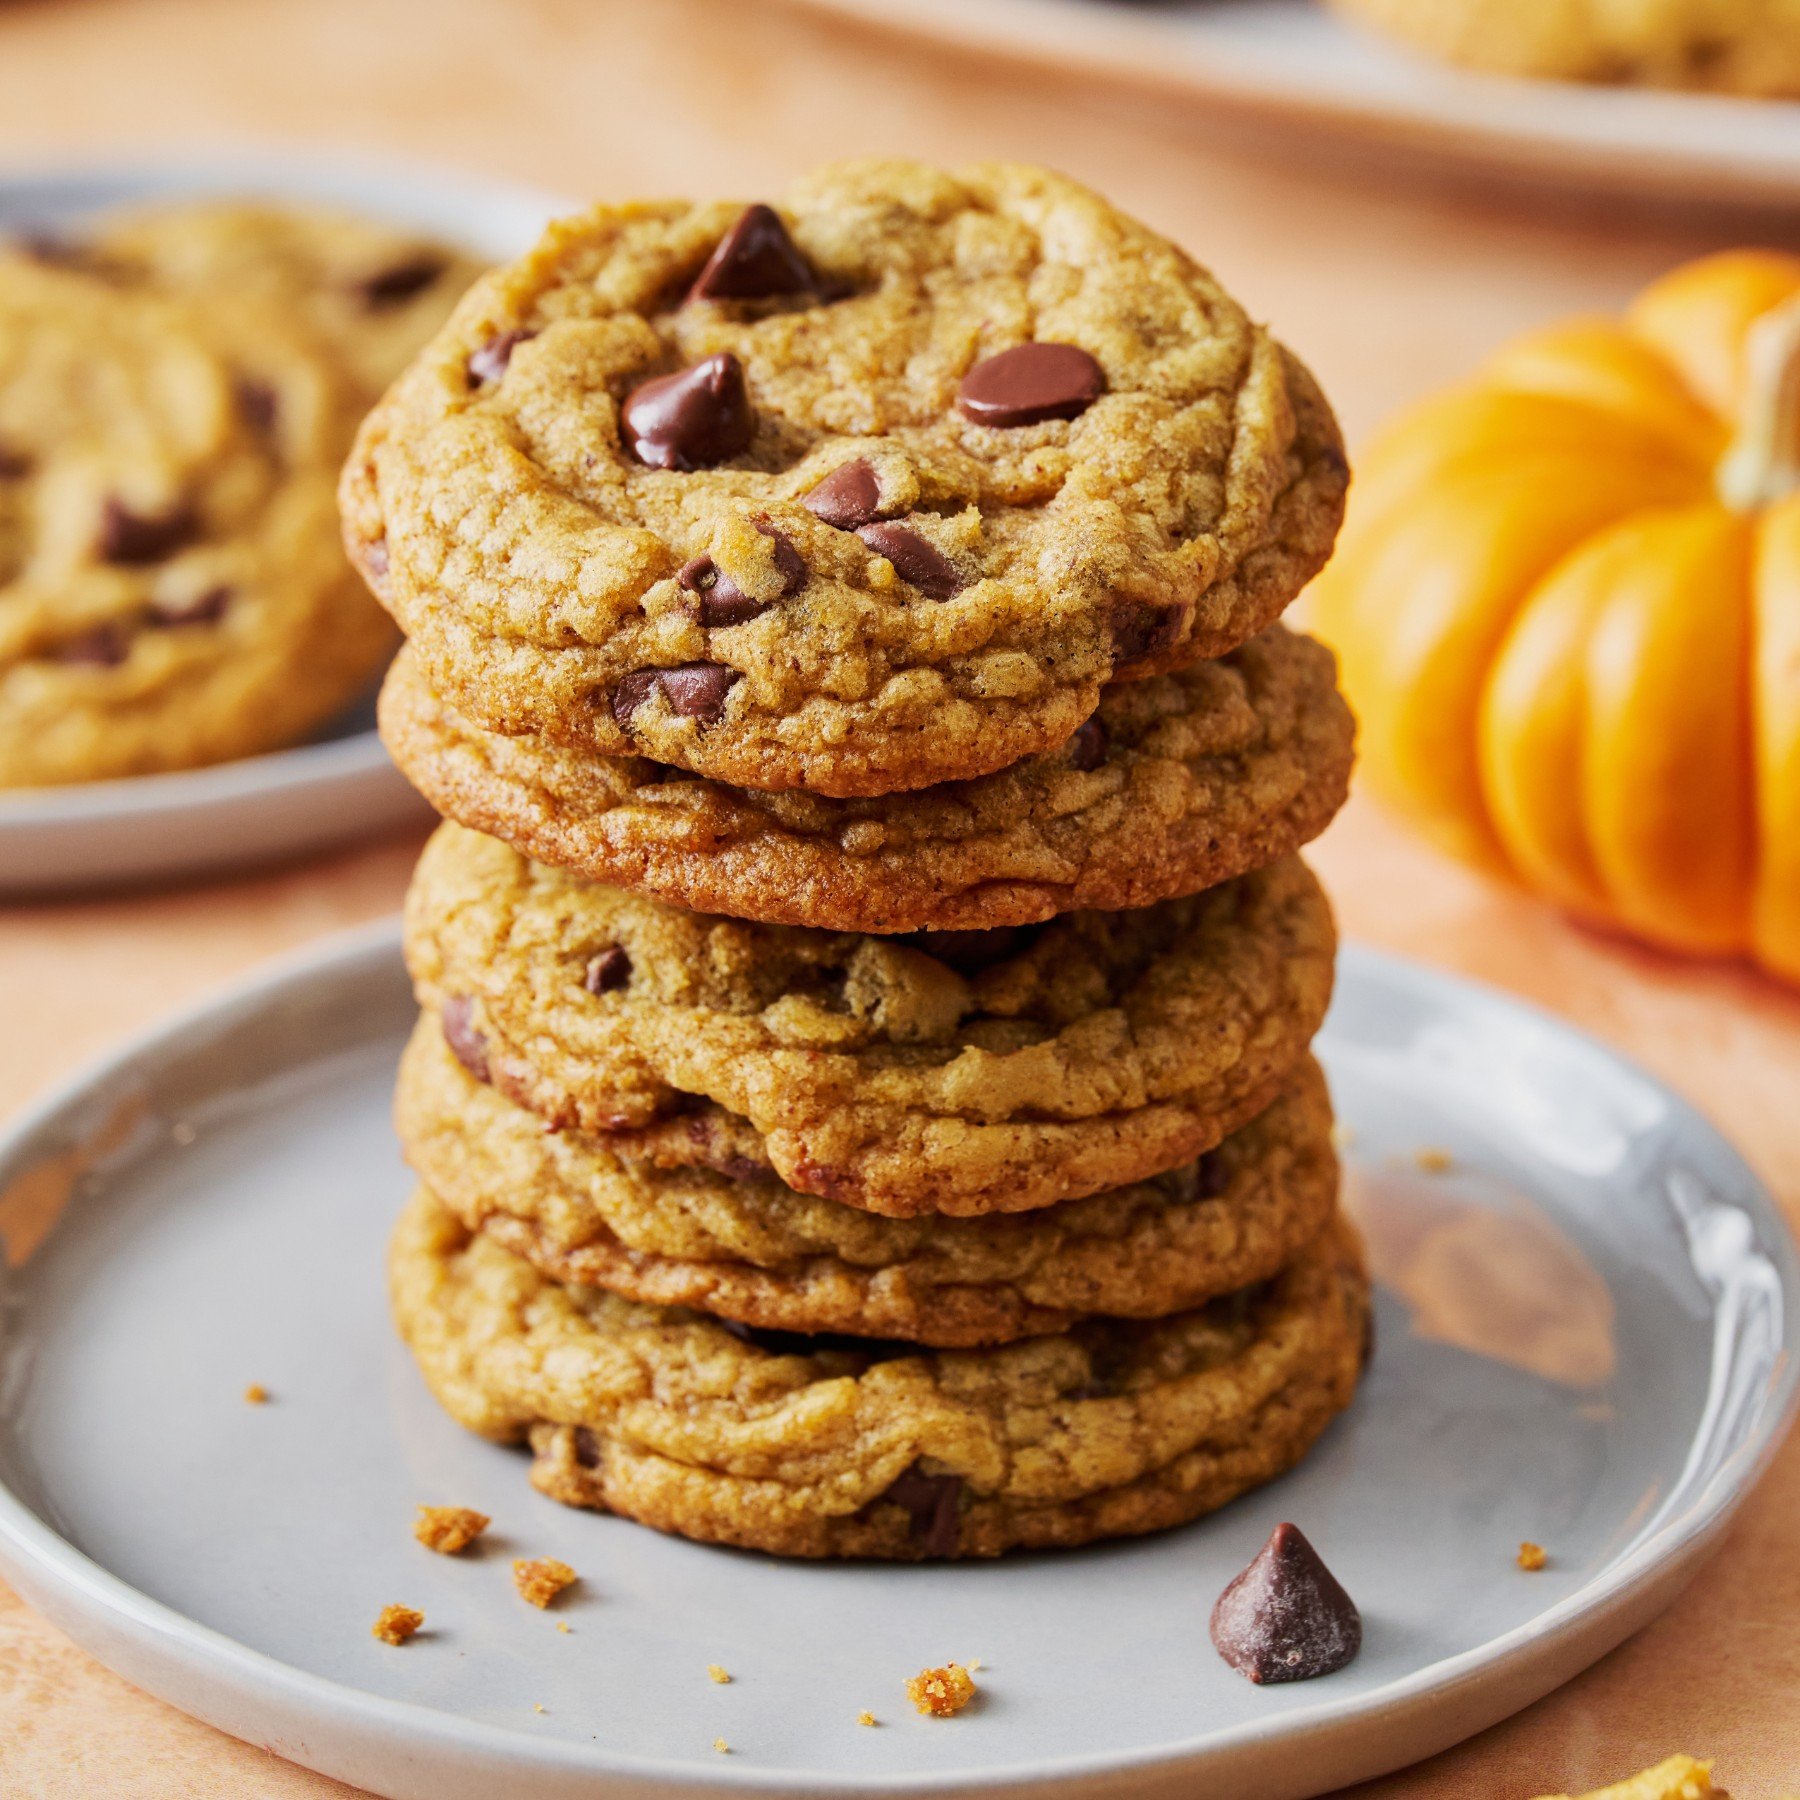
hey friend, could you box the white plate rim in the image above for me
[0,922,1793,1796]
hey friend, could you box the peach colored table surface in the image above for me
[1,1,1798,1795]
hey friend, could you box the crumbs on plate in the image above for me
[414,1504,490,1554]
[513,1556,577,1609]
[908,1662,977,1717]
[372,1604,423,1646]
[1517,1541,1548,1572]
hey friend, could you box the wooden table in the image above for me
[1,1,1797,1793]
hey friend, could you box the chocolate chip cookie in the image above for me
[397,1015,1339,1346]
[342,159,1346,798]
[403,821,1336,1217]
[0,249,394,785]
[390,1187,1369,1559]
[378,623,1353,932]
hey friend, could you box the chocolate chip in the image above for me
[441,996,491,1084]
[234,378,279,436]
[681,523,806,626]
[901,926,1029,975]
[881,1464,963,1558]
[98,498,196,565]
[50,622,131,667]
[1066,718,1107,770]
[0,445,29,480]
[572,1426,602,1469]
[660,661,738,720]
[719,1319,919,1361]
[687,203,817,302]
[958,342,1104,428]
[802,457,883,530]
[1210,1523,1362,1684]
[149,585,231,627]
[759,523,807,592]
[468,328,534,386]
[583,946,632,993]
[621,352,754,471]
[356,255,448,309]
[1191,1148,1228,1201]
[612,662,739,728]
[855,521,963,600]
[1110,599,1186,670]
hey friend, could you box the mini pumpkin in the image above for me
[1308,250,1800,982]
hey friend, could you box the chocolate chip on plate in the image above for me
[1210,1523,1362,1684]
[467,329,534,386]
[802,457,884,530]
[957,343,1105,428]
[440,996,492,1085]
[855,521,963,600]
[622,353,755,471]
[356,255,448,309]
[583,945,632,994]
[98,498,196,566]
[688,203,817,303]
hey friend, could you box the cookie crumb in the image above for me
[712,1738,731,1754]
[1531,1753,1717,1800]
[857,1710,878,1727]
[707,1663,732,1684]
[907,1662,977,1717]
[513,1557,578,1608]
[242,1383,269,1405]
[414,1504,490,1555]
[1517,1541,1548,1572]
[1414,1146,1454,1174]
[555,1619,572,1634]
[533,1702,546,1714]
[372,1604,423,1645]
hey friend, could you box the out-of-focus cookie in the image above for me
[390,1187,1370,1559]
[378,624,1354,932]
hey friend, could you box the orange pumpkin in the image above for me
[1308,250,1800,983]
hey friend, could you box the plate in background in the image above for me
[0,928,1790,1800]
[0,153,567,895]
[783,0,1800,207]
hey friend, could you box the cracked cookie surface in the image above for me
[342,158,1346,797]
[379,623,1353,932]
[397,1018,1339,1346]
[391,1187,1369,1559]
[403,821,1336,1217]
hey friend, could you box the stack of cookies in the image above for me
[346,160,1369,1560]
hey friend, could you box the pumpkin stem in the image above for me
[1718,293,1800,510]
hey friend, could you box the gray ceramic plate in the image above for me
[0,927,1792,1800]
[0,155,566,895]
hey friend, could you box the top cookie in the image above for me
[341,159,1347,797]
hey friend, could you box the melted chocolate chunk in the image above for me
[356,255,449,308]
[855,521,963,600]
[880,1464,964,1558]
[958,342,1104,428]
[1210,1523,1362,1684]
[149,585,231,628]
[468,328,534,386]
[802,457,883,530]
[441,996,492,1085]
[900,926,1030,975]
[622,353,754,471]
[1190,1147,1228,1202]
[718,1319,920,1361]
[682,523,805,626]
[50,622,132,667]
[1110,599,1187,670]
[1066,718,1107,771]
[572,1426,602,1469]
[612,662,740,728]
[98,498,196,566]
[687,203,816,302]
[583,945,632,994]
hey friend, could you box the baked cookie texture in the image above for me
[342,159,1347,798]
[390,1187,1370,1560]
[379,623,1354,932]
[397,1018,1340,1346]
[0,203,476,788]
[403,822,1337,1217]
[1329,0,1800,95]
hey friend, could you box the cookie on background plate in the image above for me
[342,158,1347,798]
[403,821,1337,1218]
[378,624,1355,933]
[390,1188,1370,1560]
[397,1017,1341,1347]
